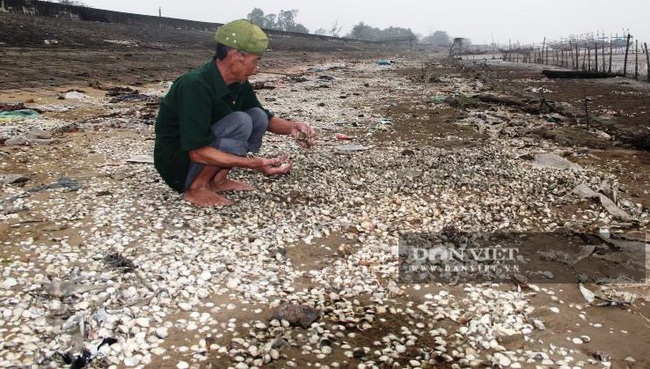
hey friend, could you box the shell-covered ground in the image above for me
[1,13,650,369]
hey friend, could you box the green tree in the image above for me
[348,22,414,41]
[349,22,379,40]
[246,8,309,34]
[247,8,268,28]
[421,30,451,46]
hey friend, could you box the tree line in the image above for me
[247,8,454,45]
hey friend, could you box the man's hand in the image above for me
[256,158,293,175]
[291,123,317,148]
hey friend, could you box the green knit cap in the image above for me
[213,19,269,56]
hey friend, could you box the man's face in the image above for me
[232,50,261,82]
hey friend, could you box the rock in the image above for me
[532,153,583,171]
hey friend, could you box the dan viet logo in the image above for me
[397,232,526,282]
[408,245,520,263]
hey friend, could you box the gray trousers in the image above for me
[184,107,269,190]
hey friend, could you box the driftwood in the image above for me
[474,94,560,115]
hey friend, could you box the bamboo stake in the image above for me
[595,42,599,72]
[601,42,606,72]
[623,33,631,76]
[608,39,613,73]
[645,42,650,82]
[575,43,580,70]
[635,40,639,79]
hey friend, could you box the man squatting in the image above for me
[154,19,317,207]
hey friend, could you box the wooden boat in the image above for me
[542,70,621,79]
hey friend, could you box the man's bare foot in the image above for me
[183,188,232,207]
[210,178,255,192]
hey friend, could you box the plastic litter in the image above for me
[337,144,370,152]
[0,109,40,121]
[63,91,89,100]
[126,155,154,164]
[377,59,392,65]
[335,133,354,140]
[430,96,447,104]
[58,337,117,369]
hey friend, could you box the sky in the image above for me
[78,0,650,46]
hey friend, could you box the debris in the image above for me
[126,155,154,164]
[58,337,118,369]
[103,252,136,273]
[598,194,633,221]
[30,177,81,193]
[41,276,107,298]
[0,173,30,186]
[572,184,634,220]
[335,133,354,140]
[571,245,596,265]
[105,86,138,96]
[0,102,27,112]
[377,59,392,65]
[337,144,370,152]
[270,303,320,328]
[62,90,89,100]
[2,178,82,205]
[251,81,276,90]
[105,86,156,103]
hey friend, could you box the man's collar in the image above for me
[207,57,231,98]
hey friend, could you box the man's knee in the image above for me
[213,112,253,139]
[247,108,269,131]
